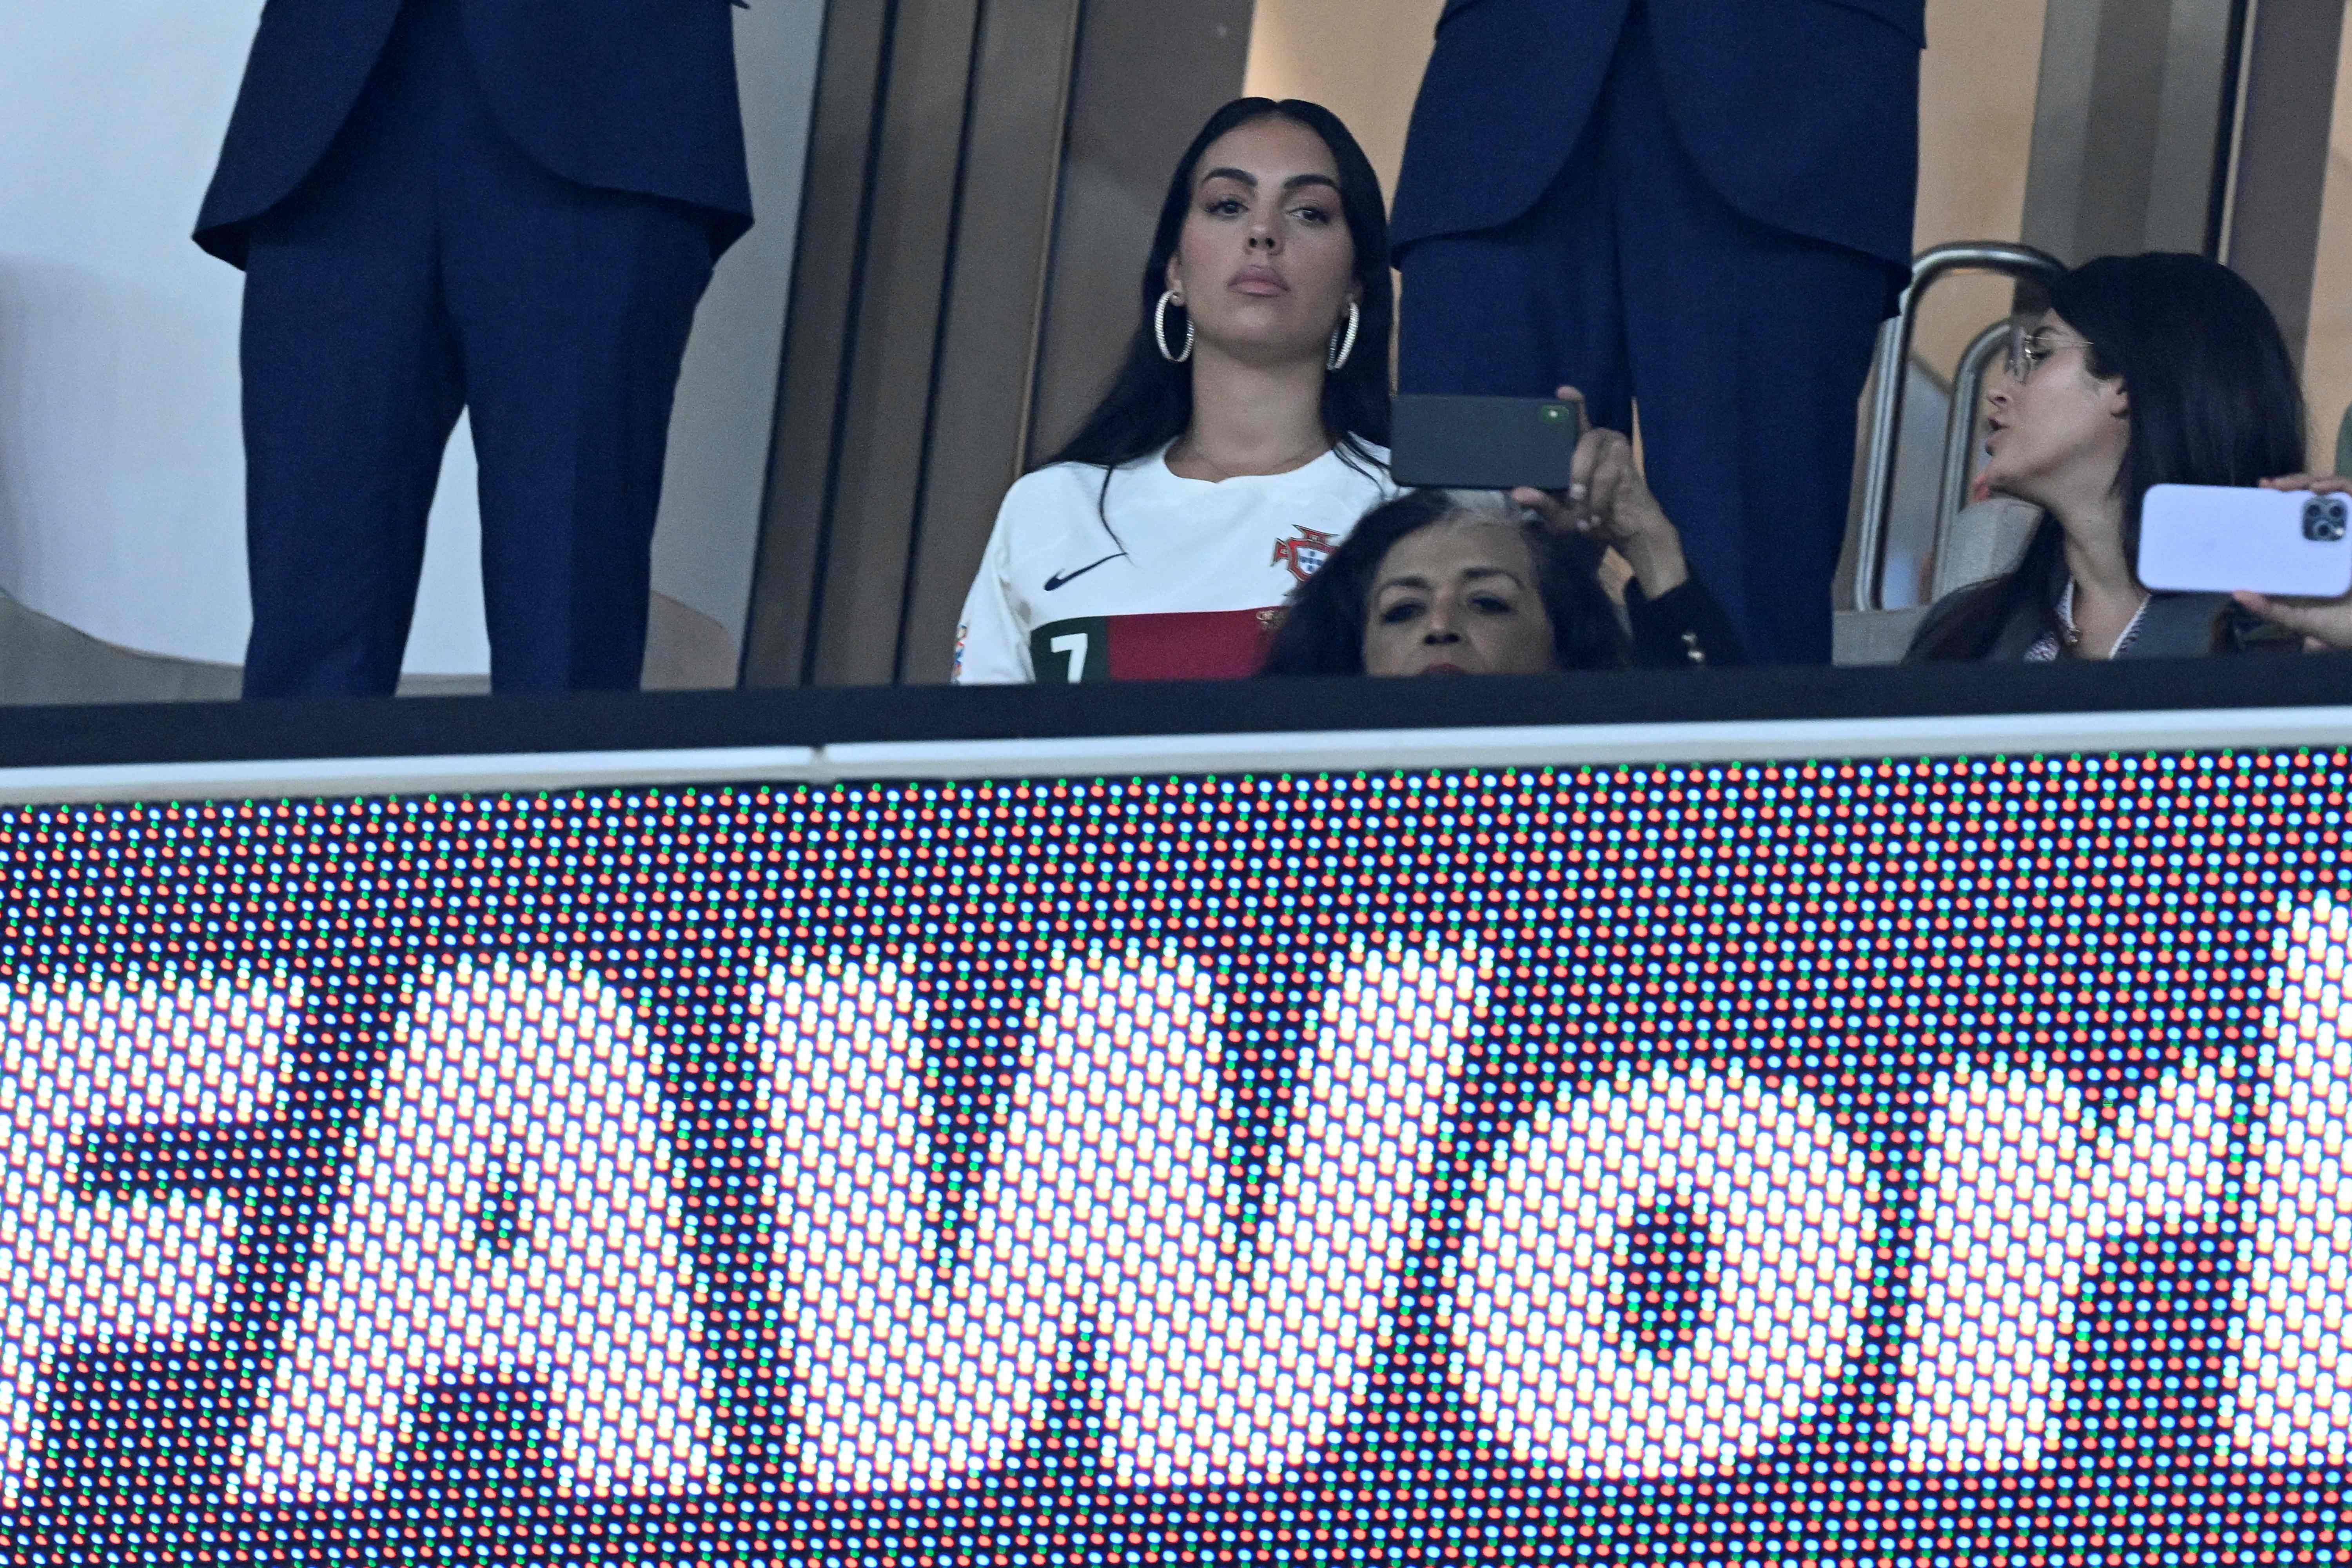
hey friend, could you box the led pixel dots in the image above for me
[760,942,1480,1492]
[0,971,285,1507]
[1898,1053,2234,1470]
[2231,893,2352,1463]
[1454,1058,1875,1478]
[243,960,711,1501]
[0,755,2345,1561]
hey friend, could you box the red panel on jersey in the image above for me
[1103,608,1279,681]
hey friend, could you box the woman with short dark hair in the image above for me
[1907,252,2310,661]
[1260,470,1744,679]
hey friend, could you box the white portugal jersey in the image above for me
[954,443,1397,684]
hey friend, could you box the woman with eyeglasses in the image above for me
[953,98,1400,686]
[1907,252,2312,662]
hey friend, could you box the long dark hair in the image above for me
[1913,252,2307,660]
[1047,98,1394,484]
[1259,490,1629,675]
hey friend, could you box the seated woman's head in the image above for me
[1911,252,2310,661]
[1260,490,1628,677]
[1981,252,2304,528]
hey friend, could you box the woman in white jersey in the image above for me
[955,98,1399,684]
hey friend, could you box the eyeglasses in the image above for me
[2004,322,2095,383]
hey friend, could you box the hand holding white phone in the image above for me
[2136,483,2352,598]
[2229,474,2352,650]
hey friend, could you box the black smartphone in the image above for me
[1389,394,1586,490]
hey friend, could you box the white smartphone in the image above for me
[2137,483,2352,598]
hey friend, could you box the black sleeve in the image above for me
[1624,575,1749,669]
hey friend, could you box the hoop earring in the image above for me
[1155,290,1194,364]
[1327,301,1361,373]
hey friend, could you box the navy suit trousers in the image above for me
[1398,5,1897,666]
[238,0,714,697]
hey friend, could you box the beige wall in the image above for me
[1243,0,1442,207]
[1910,0,2048,372]
[1246,0,2044,372]
[2303,13,2352,472]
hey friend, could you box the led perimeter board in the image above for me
[3,719,2350,1565]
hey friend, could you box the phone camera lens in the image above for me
[2308,498,2348,542]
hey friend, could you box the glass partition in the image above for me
[12,2,2345,705]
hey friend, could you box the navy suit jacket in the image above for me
[196,0,753,265]
[1390,0,1923,268]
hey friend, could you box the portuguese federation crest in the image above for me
[1271,525,1338,584]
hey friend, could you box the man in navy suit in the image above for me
[1392,0,1923,664]
[198,0,753,696]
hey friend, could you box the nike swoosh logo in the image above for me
[1042,553,1125,592]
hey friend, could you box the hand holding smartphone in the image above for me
[1390,393,1588,491]
[2136,483,2352,598]
[1390,387,1693,599]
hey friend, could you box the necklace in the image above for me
[2056,577,2152,660]
[1168,436,1330,483]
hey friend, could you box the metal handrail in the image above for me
[1852,241,2064,612]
